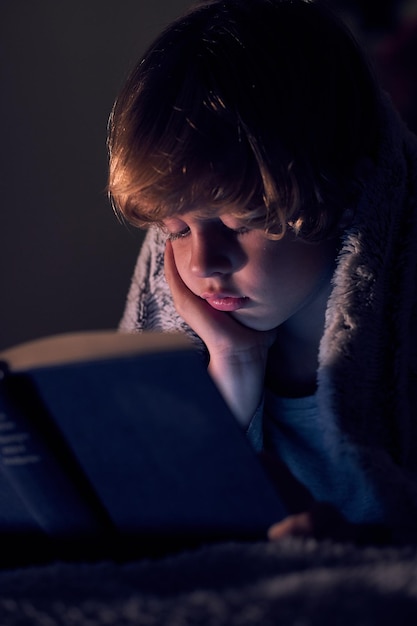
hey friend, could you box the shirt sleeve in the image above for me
[246,398,264,452]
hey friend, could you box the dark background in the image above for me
[0,0,190,350]
[0,0,415,351]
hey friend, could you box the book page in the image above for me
[0,331,192,372]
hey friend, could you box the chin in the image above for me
[231,312,275,332]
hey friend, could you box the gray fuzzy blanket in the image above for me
[1,539,417,625]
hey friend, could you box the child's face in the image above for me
[163,210,336,332]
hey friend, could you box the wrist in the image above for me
[208,349,267,427]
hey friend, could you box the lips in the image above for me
[202,293,249,312]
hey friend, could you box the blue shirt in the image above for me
[247,391,385,525]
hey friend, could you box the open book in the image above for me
[0,331,286,564]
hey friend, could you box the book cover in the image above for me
[0,331,287,560]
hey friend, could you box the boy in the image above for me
[108,0,417,543]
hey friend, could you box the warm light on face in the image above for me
[164,210,337,333]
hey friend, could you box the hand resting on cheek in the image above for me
[164,240,276,427]
[165,241,390,546]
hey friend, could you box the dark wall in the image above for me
[1,0,415,351]
[0,0,190,350]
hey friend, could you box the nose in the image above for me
[190,228,243,277]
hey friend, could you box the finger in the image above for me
[164,240,191,301]
[164,240,208,318]
[268,512,314,541]
[164,241,232,338]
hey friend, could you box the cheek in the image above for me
[246,246,288,291]
[171,247,193,287]
[252,241,333,301]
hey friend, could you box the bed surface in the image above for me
[1,538,417,625]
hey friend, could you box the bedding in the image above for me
[1,538,417,625]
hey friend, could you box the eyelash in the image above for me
[166,227,191,242]
[166,225,250,242]
[234,226,250,236]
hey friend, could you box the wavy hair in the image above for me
[108,0,380,240]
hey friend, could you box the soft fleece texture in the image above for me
[119,97,417,542]
[1,104,416,626]
[2,539,417,625]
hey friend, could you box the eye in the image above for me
[166,226,191,241]
[231,225,250,236]
[220,215,251,236]
[162,219,191,241]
